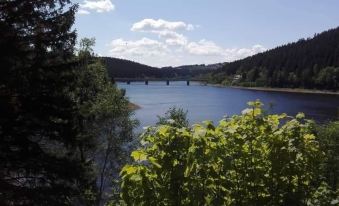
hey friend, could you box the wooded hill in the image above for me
[103,27,339,90]
[101,57,223,79]
[210,27,339,90]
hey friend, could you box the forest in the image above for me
[102,57,214,79]
[208,27,339,90]
[0,0,338,206]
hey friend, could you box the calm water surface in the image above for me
[118,81,339,130]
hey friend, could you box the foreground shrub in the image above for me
[316,121,339,191]
[117,101,332,205]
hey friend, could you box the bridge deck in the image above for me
[112,78,207,86]
[113,78,207,82]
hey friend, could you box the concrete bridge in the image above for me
[112,78,207,86]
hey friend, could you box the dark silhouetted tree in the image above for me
[0,0,95,205]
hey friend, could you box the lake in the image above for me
[118,81,339,131]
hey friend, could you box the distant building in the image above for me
[233,74,241,80]
[231,74,242,85]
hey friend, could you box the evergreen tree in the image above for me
[0,1,94,205]
[0,1,138,203]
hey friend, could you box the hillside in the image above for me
[101,57,222,79]
[210,27,339,90]
[101,57,160,78]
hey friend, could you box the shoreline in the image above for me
[231,86,339,95]
[206,84,339,95]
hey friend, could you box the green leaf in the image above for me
[173,159,179,166]
[130,174,142,182]
[121,165,138,175]
[149,157,162,168]
[131,150,148,161]
[296,112,305,119]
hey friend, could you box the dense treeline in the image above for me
[102,57,215,79]
[0,1,135,205]
[116,101,339,206]
[210,27,339,90]
[102,57,160,78]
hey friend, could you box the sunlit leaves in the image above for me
[121,165,138,176]
[118,101,329,205]
[131,150,148,161]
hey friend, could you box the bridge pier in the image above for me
[145,80,148,85]
[166,80,169,85]
[187,80,190,86]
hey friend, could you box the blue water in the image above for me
[118,81,339,130]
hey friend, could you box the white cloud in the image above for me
[186,40,266,60]
[78,9,90,15]
[186,39,225,56]
[186,39,267,62]
[131,19,194,32]
[108,38,183,67]
[156,31,188,46]
[186,24,195,31]
[223,45,267,61]
[130,19,193,46]
[106,18,266,67]
[109,38,169,57]
[79,0,114,14]
[107,37,266,67]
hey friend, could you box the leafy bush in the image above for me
[117,101,329,205]
[316,121,339,191]
[307,182,339,206]
[157,107,189,128]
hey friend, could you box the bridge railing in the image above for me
[112,78,208,86]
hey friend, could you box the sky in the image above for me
[74,0,339,67]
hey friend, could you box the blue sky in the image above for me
[74,0,339,67]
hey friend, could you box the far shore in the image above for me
[206,84,339,95]
[231,86,339,95]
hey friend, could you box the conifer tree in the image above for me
[0,1,95,205]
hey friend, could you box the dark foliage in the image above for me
[77,38,137,205]
[157,107,189,128]
[0,1,94,205]
[211,27,339,90]
[316,122,339,191]
[102,57,214,79]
